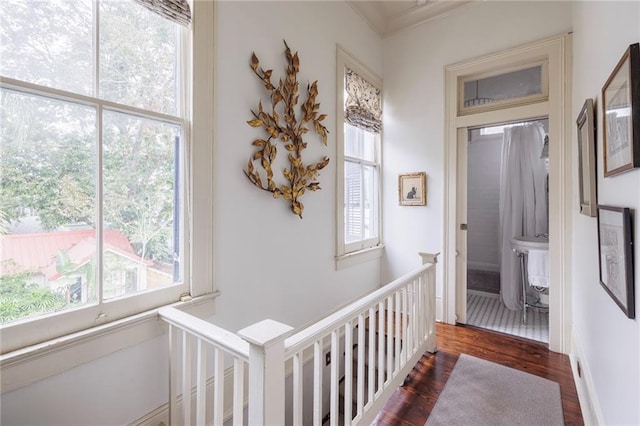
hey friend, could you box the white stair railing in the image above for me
[283,259,437,425]
[159,254,437,426]
[159,307,251,426]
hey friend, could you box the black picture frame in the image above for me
[577,98,597,216]
[597,205,635,318]
[602,43,640,177]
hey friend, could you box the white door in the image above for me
[455,128,468,324]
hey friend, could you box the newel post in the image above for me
[238,319,294,425]
[418,252,439,353]
[419,251,440,265]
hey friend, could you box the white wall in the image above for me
[467,133,502,271]
[571,2,640,424]
[0,2,383,424]
[212,0,383,332]
[1,335,169,425]
[381,1,573,306]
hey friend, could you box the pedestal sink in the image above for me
[511,235,549,251]
[511,235,549,323]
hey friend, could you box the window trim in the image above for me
[457,59,549,116]
[335,45,383,269]
[0,0,215,358]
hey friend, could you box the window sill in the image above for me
[335,245,384,270]
[0,292,219,394]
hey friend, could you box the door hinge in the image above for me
[460,223,468,230]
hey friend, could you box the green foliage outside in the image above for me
[0,270,67,323]
[0,0,181,324]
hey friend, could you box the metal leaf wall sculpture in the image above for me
[244,40,330,219]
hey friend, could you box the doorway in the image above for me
[463,119,550,343]
[443,35,572,353]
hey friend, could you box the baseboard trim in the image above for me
[468,289,500,299]
[570,331,604,425]
[128,364,248,426]
[467,262,499,272]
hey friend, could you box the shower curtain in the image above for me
[499,123,548,310]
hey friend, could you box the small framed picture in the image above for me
[602,43,640,177]
[576,98,597,217]
[597,205,635,318]
[399,172,426,206]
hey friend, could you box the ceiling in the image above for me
[347,0,477,37]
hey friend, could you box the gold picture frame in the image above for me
[399,172,427,206]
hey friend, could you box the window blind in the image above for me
[345,68,382,134]
[132,0,191,26]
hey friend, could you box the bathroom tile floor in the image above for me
[466,291,549,343]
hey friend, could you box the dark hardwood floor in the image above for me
[373,323,583,425]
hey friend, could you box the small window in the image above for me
[459,62,548,115]
[336,48,382,262]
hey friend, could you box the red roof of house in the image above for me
[1,229,143,279]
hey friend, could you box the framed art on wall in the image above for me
[576,98,597,216]
[602,42,640,177]
[597,205,635,318]
[399,172,427,206]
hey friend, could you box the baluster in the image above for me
[386,297,393,384]
[196,340,207,425]
[233,358,244,426]
[418,273,424,342]
[377,303,385,394]
[213,348,224,425]
[344,321,353,424]
[330,330,339,426]
[394,292,401,374]
[182,333,193,426]
[408,281,415,356]
[401,287,408,365]
[313,340,323,426]
[168,326,180,426]
[357,313,365,416]
[367,307,375,406]
[293,352,303,426]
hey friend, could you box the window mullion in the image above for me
[97,106,104,307]
[94,0,103,308]
[344,155,377,167]
[94,0,99,98]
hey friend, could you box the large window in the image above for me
[336,47,382,265]
[0,0,194,353]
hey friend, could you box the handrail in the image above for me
[159,254,439,426]
[284,262,434,357]
[158,307,250,362]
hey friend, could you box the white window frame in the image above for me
[0,0,214,366]
[457,59,549,116]
[335,46,383,269]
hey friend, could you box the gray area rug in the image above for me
[425,354,564,426]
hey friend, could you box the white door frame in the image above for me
[442,34,573,353]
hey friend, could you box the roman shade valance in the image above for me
[345,67,382,134]
[133,0,191,26]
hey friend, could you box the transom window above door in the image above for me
[458,61,548,115]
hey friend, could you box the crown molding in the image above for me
[348,0,479,38]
